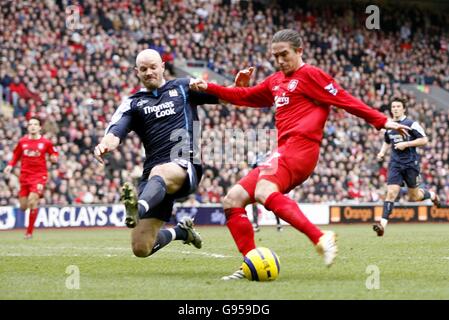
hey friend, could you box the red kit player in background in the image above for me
[4,118,58,239]
[190,29,411,280]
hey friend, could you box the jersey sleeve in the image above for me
[304,67,387,130]
[189,90,219,106]
[410,121,426,139]
[384,131,391,144]
[205,78,274,108]
[8,141,23,167]
[46,140,58,156]
[105,98,134,141]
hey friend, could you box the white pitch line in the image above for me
[177,249,233,258]
[0,246,234,259]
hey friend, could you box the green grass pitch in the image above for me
[1,224,449,300]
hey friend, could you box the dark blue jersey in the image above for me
[384,116,426,166]
[106,78,218,173]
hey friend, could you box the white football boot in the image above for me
[316,231,338,267]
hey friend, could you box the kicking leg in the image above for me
[408,187,440,207]
[137,162,187,219]
[256,179,337,267]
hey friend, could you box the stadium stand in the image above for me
[0,0,448,206]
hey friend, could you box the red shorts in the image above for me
[19,176,47,198]
[239,136,320,202]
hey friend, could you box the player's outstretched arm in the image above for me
[189,76,273,108]
[3,165,13,175]
[383,120,411,138]
[94,133,120,165]
[377,142,390,160]
[394,136,428,151]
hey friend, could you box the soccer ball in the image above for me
[241,247,281,281]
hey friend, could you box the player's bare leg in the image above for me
[18,197,32,239]
[408,187,440,208]
[131,218,164,257]
[133,162,187,223]
[24,193,40,239]
[374,185,400,236]
[127,163,202,257]
[130,216,202,258]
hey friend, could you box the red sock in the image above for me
[26,208,38,235]
[264,192,323,244]
[225,208,256,256]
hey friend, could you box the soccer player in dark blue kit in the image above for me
[94,49,218,257]
[373,98,440,236]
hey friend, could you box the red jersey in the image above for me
[8,135,58,182]
[206,64,387,144]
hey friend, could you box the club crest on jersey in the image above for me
[137,99,149,107]
[38,143,44,150]
[169,89,178,97]
[288,80,298,92]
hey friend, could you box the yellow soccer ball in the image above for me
[241,247,280,281]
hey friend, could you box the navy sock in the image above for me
[421,189,431,200]
[150,229,173,255]
[253,205,259,226]
[382,201,394,220]
[174,226,188,241]
[149,227,188,255]
[138,175,167,217]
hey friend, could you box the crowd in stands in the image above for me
[1,0,448,207]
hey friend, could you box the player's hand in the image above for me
[234,66,255,87]
[376,152,385,160]
[94,143,109,165]
[50,154,58,163]
[3,165,12,175]
[189,78,208,91]
[384,119,410,137]
[394,142,409,151]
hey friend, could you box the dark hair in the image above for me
[28,117,42,125]
[390,97,407,110]
[272,29,303,50]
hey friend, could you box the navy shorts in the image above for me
[137,159,203,222]
[387,163,421,188]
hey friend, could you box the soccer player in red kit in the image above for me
[190,29,410,280]
[4,118,58,239]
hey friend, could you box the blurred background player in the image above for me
[190,29,411,280]
[94,49,218,258]
[3,118,58,239]
[373,98,441,236]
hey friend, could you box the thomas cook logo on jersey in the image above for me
[143,101,176,118]
[169,89,178,97]
[288,80,298,92]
